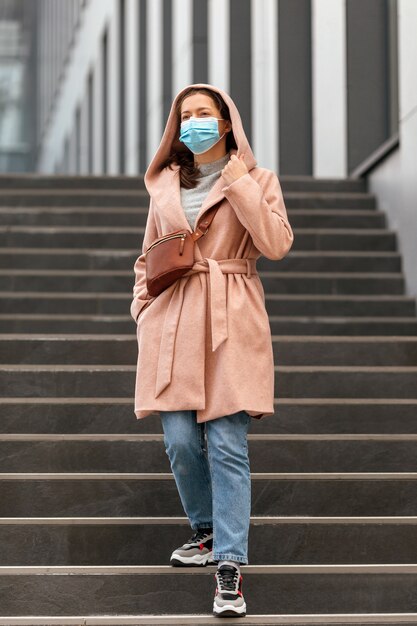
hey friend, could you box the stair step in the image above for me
[1,292,414,316]
[0,248,403,272]
[268,318,417,336]
[0,190,150,207]
[0,226,397,250]
[3,473,417,516]
[1,364,417,398]
[0,269,406,295]
[0,189,376,208]
[3,438,417,472]
[0,315,406,331]
[0,398,416,435]
[1,316,416,335]
[0,613,416,625]
[2,335,416,365]
[0,172,367,193]
[0,207,386,228]
[2,518,417,565]
[0,613,415,625]
[0,175,147,191]
[282,192,376,209]
[260,272,405,295]
[273,252,402,273]
[1,565,417,616]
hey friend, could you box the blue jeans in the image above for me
[160,409,252,565]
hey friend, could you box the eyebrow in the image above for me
[181,107,212,115]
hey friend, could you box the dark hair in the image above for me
[159,87,237,189]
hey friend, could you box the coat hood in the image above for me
[144,83,257,196]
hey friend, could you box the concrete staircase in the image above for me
[1,173,417,625]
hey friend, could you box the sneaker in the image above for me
[213,564,246,617]
[170,527,215,567]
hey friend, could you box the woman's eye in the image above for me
[181,112,211,121]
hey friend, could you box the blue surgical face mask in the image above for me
[179,116,227,155]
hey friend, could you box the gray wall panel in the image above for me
[138,0,148,174]
[229,0,252,144]
[101,28,108,173]
[162,0,173,125]
[278,0,312,175]
[346,0,392,172]
[119,0,126,173]
[193,0,208,83]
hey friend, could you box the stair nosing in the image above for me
[0,563,417,574]
[0,397,416,405]
[0,612,415,625]
[0,613,415,625]
[1,433,417,442]
[1,515,417,525]
[1,333,417,341]
[2,364,417,371]
[1,471,417,480]
[0,270,407,278]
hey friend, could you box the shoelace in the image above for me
[216,566,239,591]
[187,528,212,544]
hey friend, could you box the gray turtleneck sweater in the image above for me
[180,152,230,231]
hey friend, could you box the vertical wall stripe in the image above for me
[108,4,120,173]
[93,20,104,175]
[80,89,89,173]
[119,0,126,173]
[75,105,81,173]
[193,0,208,82]
[147,0,163,166]
[172,0,192,95]
[101,28,108,174]
[312,0,347,177]
[229,0,252,143]
[125,0,139,174]
[208,0,229,92]
[386,0,399,138]
[278,0,312,175]
[87,70,93,173]
[162,0,173,123]
[346,0,392,173]
[251,0,278,171]
[138,0,147,174]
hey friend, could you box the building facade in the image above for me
[8,0,417,296]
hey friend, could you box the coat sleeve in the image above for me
[222,169,294,260]
[130,197,158,324]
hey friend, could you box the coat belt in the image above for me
[154,257,258,398]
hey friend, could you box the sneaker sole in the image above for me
[170,551,215,567]
[213,603,247,617]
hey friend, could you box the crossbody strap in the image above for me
[191,207,220,242]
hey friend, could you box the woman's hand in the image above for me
[221,154,249,186]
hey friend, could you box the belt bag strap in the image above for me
[145,207,220,297]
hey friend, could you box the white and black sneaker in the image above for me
[213,564,246,617]
[170,527,214,567]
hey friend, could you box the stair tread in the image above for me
[0,613,415,625]
[2,515,417,524]
[1,563,417,574]
[2,471,417,479]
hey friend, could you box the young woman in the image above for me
[130,83,294,618]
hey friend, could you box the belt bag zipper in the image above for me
[146,232,187,255]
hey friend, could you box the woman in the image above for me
[130,83,294,618]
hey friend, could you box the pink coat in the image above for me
[130,83,294,423]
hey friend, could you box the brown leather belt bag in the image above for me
[145,207,219,297]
